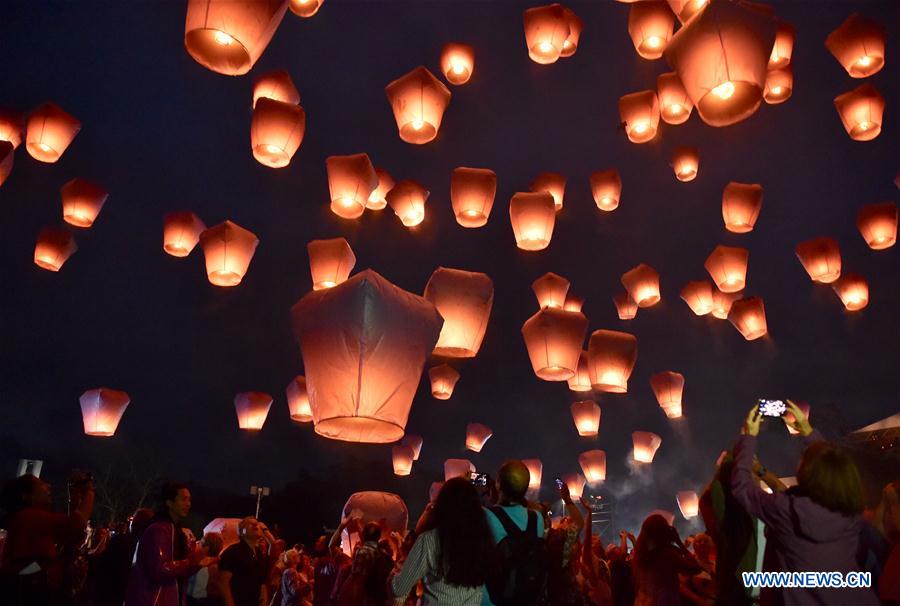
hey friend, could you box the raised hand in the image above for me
[743,406,762,437]
[784,400,813,437]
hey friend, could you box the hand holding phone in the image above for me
[757,399,787,417]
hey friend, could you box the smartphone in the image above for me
[758,399,787,417]
[555,477,564,490]
[469,472,489,487]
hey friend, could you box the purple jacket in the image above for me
[123,520,201,606]
[731,432,880,606]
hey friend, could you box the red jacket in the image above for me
[124,520,200,606]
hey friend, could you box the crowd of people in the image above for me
[1,402,897,605]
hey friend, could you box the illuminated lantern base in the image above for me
[857,203,897,250]
[163,211,206,258]
[80,388,130,437]
[392,445,414,476]
[632,431,662,463]
[34,227,77,272]
[728,297,768,340]
[290,0,323,17]
[677,490,699,518]
[832,273,869,311]
[579,450,607,483]
[429,364,461,400]
[234,392,274,431]
[571,400,601,437]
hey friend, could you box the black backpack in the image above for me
[486,506,548,606]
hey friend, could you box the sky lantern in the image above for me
[465,423,493,452]
[783,401,811,436]
[832,273,869,311]
[532,272,570,309]
[199,220,259,287]
[163,212,205,258]
[286,376,312,422]
[401,434,423,460]
[657,72,694,125]
[429,364,460,400]
[632,431,662,463]
[252,70,300,107]
[562,473,585,499]
[326,153,378,219]
[795,237,841,283]
[711,290,739,320]
[567,351,592,392]
[34,227,77,272]
[857,202,897,250]
[833,84,884,142]
[664,0,776,127]
[387,179,429,227]
[590,169,622,212]
[705,245,749,292]
[531,172,566,212]
[671,147,699,182]
[0,142,13,187]
[763,67,793,104]
[0,108,23,148]
[722,182,763,233]
[25,103,80,163]
[392,445,415,476]
[184,0,287,76]
[444,459,475,481]
[79,388,130,437]
[570,400,601,437]
[825,13,885,78]
[522,308,588,381]
[680,281,714,316]
[385,66,451,144]
[621,264,661,308]
[367,168,395,211]
[618,91,660,143]
[667,0,708,24]
[250,98,305,168]
[234,392,274,431]
[307,237,356,291]
[424,267,494,358]
[560,8,583,57]
[440,43,475,85]
[628,1,675,60]
[289,0,323,18]
[450,167,496,228]
[769,22,796,68]
[728,296,767,340]
[523,459,543,489]
[60,178,108,228]
[613,292,638,320]
[291,270,443,443]
[563,294,584,313]
[588,329,638,393]
[509,191,556,251]
[340,492,408,552]
[579,450,607,483]
[522,4,570,65]
[650,371,685,419]
[677,490,699,518]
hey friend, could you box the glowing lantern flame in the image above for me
[570,400,601,437]
[61,178,108,228]
[523,4,570,64]
[80,388,130,437]
[327,153,378,219]
[705,245,749,293]
[199,220,259,287]
[25,103,81,163]
[856,203,897,250]
[590,169,622,211]
[621,264,661,308]
[465,423,493,452]
[728,296,768,340]
[387,180,429,227]
[825,13,885,78]
[832,273,869,311]
[429,364,461,400]
[509,191,556,251]
[289,0,323,18]
[451,167,496,228]
[250,98,306,168]
[722,182,764,233]
[833,83,884,141]
[579,450,607,483]
[769,22,796,69]
[163,212,206,258]
[588,330,638,393]
[34,227,77,272]
[522,308,588,381]
[308,237,356,291]
[234,392,274,431]
[392,445,415,476]
[671,147,699,182]
[619,90,660,143]
[795,237,842,283]
[764,67,793,104]
[440,43,475,85]
[628,1,675,59]
[385,66,451,144]
[680,281,714,316]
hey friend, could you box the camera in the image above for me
[469,472,489,487]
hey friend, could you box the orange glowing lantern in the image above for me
[34,227,77,272]
[429,364,460,400]
[163,212,205,257]
[289,0,323,18]
[532,272,570,309]
[567,351,592,392]
[783,401,811,435]
[677,490,699,518]
[385,66,452,145]
[440,43,475,85]
[763,67,793,104]
[588,330,638,393]
[667,0,709,24]
[570,400,601,437]
[657,72,694,125]
[250,98,306,168]
[523,459,543,489]
[832,273,869,311]
[619,91,660,143]
[523,4,570,65]
[424,267,494,358]
[522,308,588,381]
[234,392,274,431]
[79,388,130,437]
[825,14,885,78]
[857,203,897,250]
[326,153,378,219]
[664,0,776,127]
[621,264,661,308]
[795,237,841,283]
[613,292,638,320]
[0,142,13,187]
[444,459,475,481]
[722,182,763,233]
[0,109,23,149]
[387,180,429,227]
[199,220,259,287]
[561,8,583,57]
[291,270,443,443]
[564,294,584,313]
[451,167,496,228]
[650,371,685,419]
[671,147,699,182]
[252,70,300,107]
[769,22,796,68]
[509,191,556,251]
[184,0,287,76]
[680,281,714,316]
[392,445,415,476]
[628,1,675,60]
[711,290,739,320]
[367,168,395,211]
[833,84,884,141]
[25,103,81,163]
[308,237,356,291]
[563,473,586,499]
[705,245,749,292]
[60,178,108,228]
[465,423,493,452]
[531,172,566,212]
[590,169,623,212]
[728,296,768,340]
[401,434,423,460]
[579,450,607,483]
[286,376,312,423]
[632,431,662,463]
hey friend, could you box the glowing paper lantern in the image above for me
[667,0,708,24]
[560,8,583,58]
[532,272,570,309]
[444,459,475,481]
[522,4,570,65]
[509,191,556,251]
[795,237,841,283]
[451,167,496,228]
[184,0,287,76]
[163,212,205,257]
[367,168,395,211]
[340,492,408,554]
[825,14,885,78]
[618,91,660,143]
[440,43,475,85]
[832,273,869,311]
[680,281,714,316]
[769,22,796,68]
[613,292,638,320]
[705,245,749,293]
[250,98,306,168]
[567,351,592,392]
[0,142,13,187]
[289,0,323,18]
[429,364,460,400]
[252,70,300,107]
[833,84,884,142]
[677,490,699,518]
[79,388,130,437]
[763,67,793,104]
[590,169,622,212]
[0,109,23,148]
[628,1,675,60]
[307,237,356,290]
[234,392,274,431]
[392,445,415,476]
[621,264,661,308]
[671,147,699,182]
[562,473,585,499]
[664,0,776,127]
[522,308,588,381]
[465,423,493,452]
[783,401,811,436]
[564,295,585,313]
[722,182,763,233]
[650,371,685,419]
[199,220,259,287]
[711,290,738,320]
[34,227,77,272]
[326,153,378,219]
[857,203,897,250]
[632,431,662,463]
[588,330,638,393]
[291,270,443,443]
[523,459,543,489]
[401,434,423,461]
[60,178,108,228]
[286,376,312,422]
[657,72,693,125]
[579,450,607,483]
[570,400,601,437]
[387,180,429,227]
[531,172,566,212]
[385,66,451,145]
[728,296,767,340]
[25,103,81,163]
[424,267,493,358]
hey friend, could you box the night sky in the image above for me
[1,0,898,534]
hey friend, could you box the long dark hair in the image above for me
[633,514,676,570]
[433,477,496,587]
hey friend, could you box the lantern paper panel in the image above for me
[367,168,395,211]
[326,153,378,219]
[531,172,566,211]
[163,212,206,257]
[0,142,13,187]
[613,292,638,320]
[833,84,884,141]
[465,423,493,452]
[523,4,570,65]
[34,227,77,272]
[651,371,685,419]
[832,273,869,311]
[252,70,300,107]
[579,450,607,483]
[523,459,543,489]
[657,72,694,125]
[562,473,586,499]
[451,167,496,228]
[722,182,763,233]
[588,329,638,393]
[532,272,570,309]
[340,492,408,552]
[857,203,897,250]
[705,245,749,293]
[825,13,886,78]
[711,290,739,320]
[783,401,811,436]
[632,431,662,463]
[308,237,356,290]
[795,237,841,283]
[590,169,622,212]
[671,147,699,182]
[392,445,415,476]
[0,108,23,148]
[401,434,423,460]
[199,220,259,287]
[80,388,130,437]
[429,364,460,400]
[769,22,796,68]
[424,267,494,358]
[628,1,675,60]
[680,281,714,316]
[286,376,313,422]
[621,264,661,308]
[387,180,430,227]
[385,66,452,144]
[763,67,793,104]
[667,0,708,24]
[441,43,475,85]
[509,191,556,251]
[250,98,306,168]
[289,0,323,18]
[61,178,108,228]
[677,490,699,518]
[618,91,660,143]
[234,392,274,431]
[25,103,81,163]
[561,8,583,57]
[728,296,767,340]
[522,308,588,381]
[567,351,592,392]
[571,400,601,437]
[564,294,584,313]
[444,459,475,481]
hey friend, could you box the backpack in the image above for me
[487,506,548,606]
